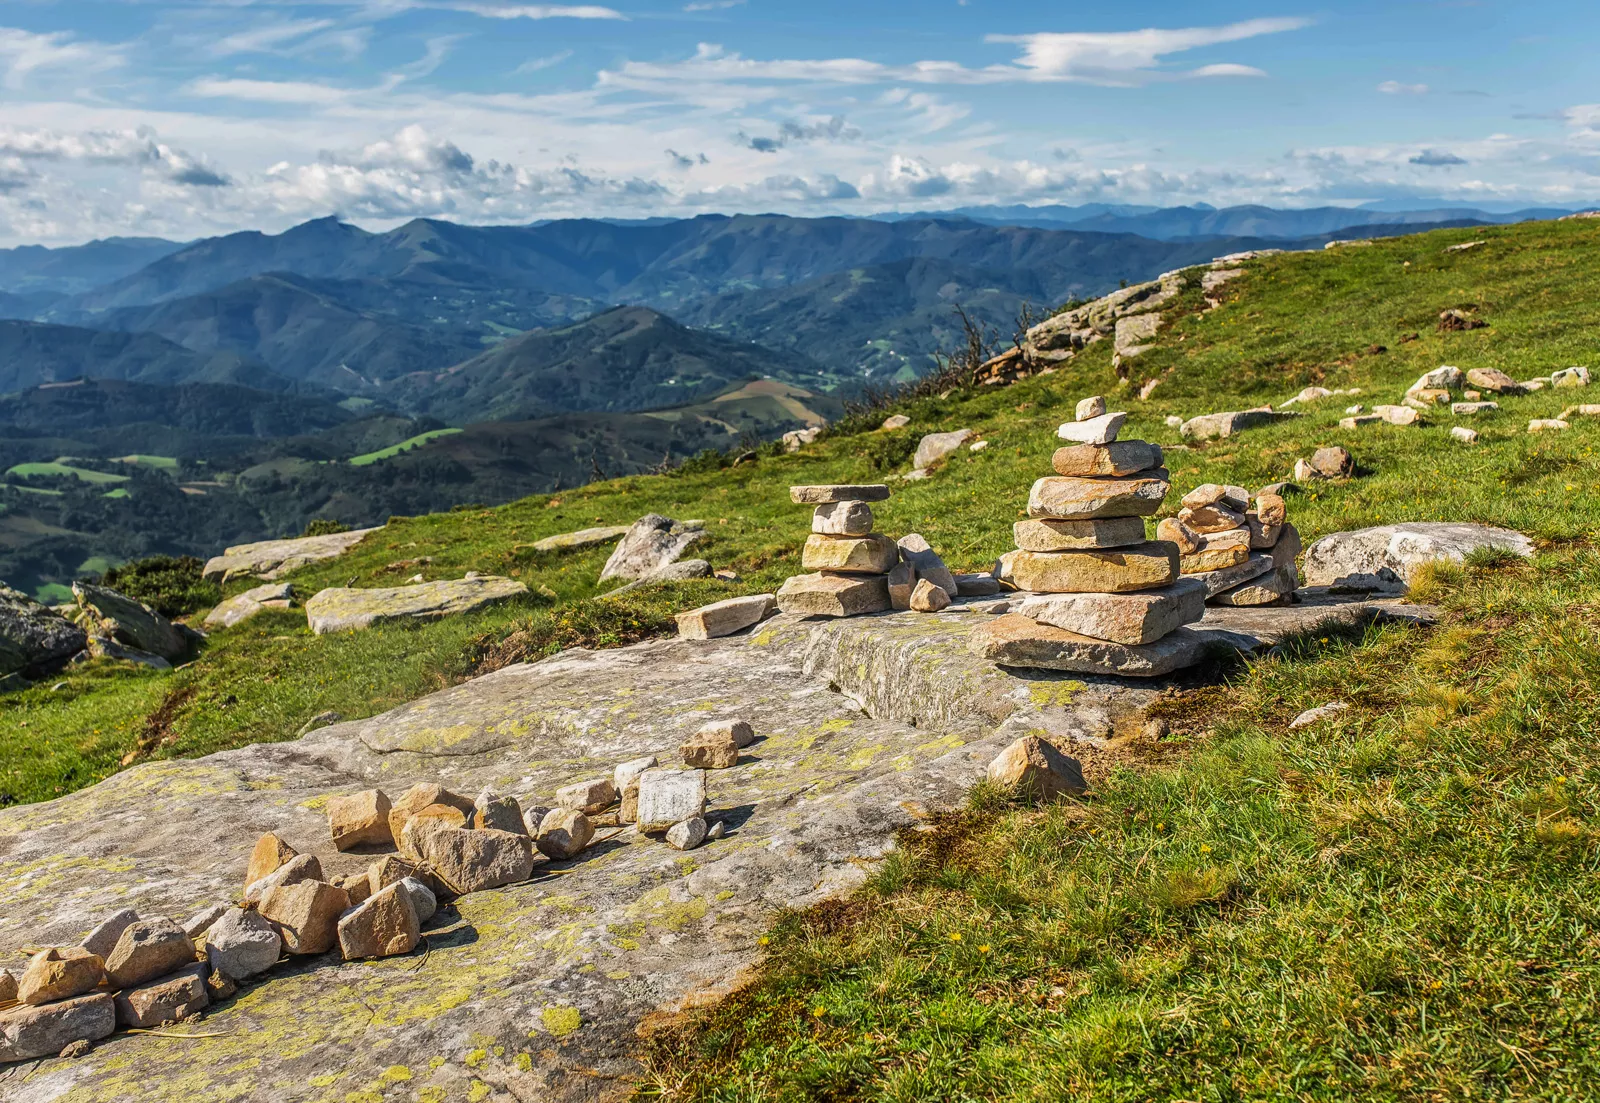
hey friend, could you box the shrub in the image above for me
[98,556,220,618]
[302,518,351,537]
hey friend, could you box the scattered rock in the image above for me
[1444,240,1485,253]
[202,528,377,583]
[1164,415,1184,428]
[776,573,890,617]
[557,778,616,815]
[886,561,916,611]
[1451,426,1479,444]
[666,817,709,851]
[1373,405,1420,426]
[1180,529,1251,574]
[81,908,140,960]
[114,963,209,1029]
[387,784,473,843]
[613,757,659,822]
[1553,366,1590,388]
[699,719,755,748]
[789,485,891,504]
[473,789,526,834]
[1302,522,1534,589]
[368,856,424,898]
[19,947,105,1005]
[1408,366,1464,394]
[338,882,423,961]
[203,582,294,629]
[182,904,229,940]
[1451,401,1498,415]
[1438,309,1488,332]
[305,576,528,634]
[635,769,707,833]
[1056,412,1126,445]
[334,873,372,905]
[986,736,1086,799]
[328,789,393,850]
[1075,395,1107,421]
[0,994,115,1063]
[781,426,823,452]
[0,971,16,1004]
[953,573,1001,597]
[245,853,324,907]
[399,878,437,924]
[1179,408,1292,441]
[880,414,911,430]
[1465,367,1521,394]
[811,501,874,536]
[104,919,196,990]
[1289,702,1349,729]
[1177,502,1246,534]
[1529,419,1568,433]
[913,429,975,469]
[0,585,87,677]
[1559,404,1600,420]
[530,526,630,553]
[596,515,706,582]
[398,807,468,864]
[258,880,351,955]
[706,820,726,841]
[681,725,740,769]
[536,809,595,860]
[909,579,952,613]
[1016,577,1205,646]
[73,582,194,662]
[1309,445,1355,478]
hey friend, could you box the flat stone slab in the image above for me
[789,484,891,504]
[305,577,528,634]
[202,528,379,582]
[203,583,295,630]
[531,525,631,553]
[1302,522,1534,590]
[0,593,1429,1098]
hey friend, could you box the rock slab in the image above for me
[1302,523,1534,589]
[305,577,527,634]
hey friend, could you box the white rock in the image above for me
[1552,366,1590,388]
[1451,426,1478,444]
[1075,395,1107,421]
[613,756,659,794]
[666,817,709,851]
[1302,522,1534,589]
[1289,702,1349,729]
[1056,412,1126,445]
[969,440,989,453]
[1164,415,1184,428]
[913,429,975,470]
[1528,419,1569,432]
[635,769,707,833]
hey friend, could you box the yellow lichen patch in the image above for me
[749,628,778,647]
[542,1005,582,1037]
[1028,680,1089,708]
[298,794,332,812]
[379,1065,413,1083]
[516,1052,534,1072]
[847,742,886,768]
[419,1088,448,1103]
[428,1056,446,1070]
[468,1081,492,1103]
[465,1048,488,1068]
[308,1072,344,1088]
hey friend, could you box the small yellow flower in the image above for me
[1156,822,1165,832]
[978,944,991,954]
[757,936,770,946]
[949,932,963,943]
[812,1006,826,1018]
[1557,776,1567,783]
[1199,843,1212,854]
[1431,979,1443,990]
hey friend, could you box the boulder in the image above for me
[613,755,659,797]
[258,880,351,955]
[305,576,527,634]
[896,534,958,596]
[635,769,707,833]
[334,873,372,904]
[1010,543,1178,594]
[530,525,630,553]
[72,582,192,662]
[880,414,911,430]
[599,515,707,581]
[666,817,709,851]
[1056,412,1126,445]
[556,778,616,815]
[776,573,890,617]
[970,614,1211,677]
[789,484,890,504]
[811,501,874,536]
[1408,366,1464,393]
[328,789,393,850]
[81,908,140,960]
[105,919,196,990]
[1075,395,1107,421]
[202,528,377,582]
[1465,367,1522,394]
[986,736,1086,800]
[244,833,297,891]
[203,583,295,629]
[0,993,115,1063]
[1027,471,1171,520]
[680,726,739,769]
[19,947,105,1005]
[337,883,422,961]
[913,429,975,469]
[801,533,899,574]
[0,585,87,677]
[113,963,209,1029]
[909,579,951,613]
[473,789,526,834]
[1015,577,1205,646]
[244,853,323,905]
[1302,523,1534,589]
[536,809,595,860]
[387,783,473,843]
[367,856,424,898]
[1179,409,1290,441]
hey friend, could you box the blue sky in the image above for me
[0,0,1596,243]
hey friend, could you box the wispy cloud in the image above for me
[444,3,626,19]
[1410,148,1466,166]
[514,49,573,73]
[213,19,336,57]
[0,27,125,90]
[1378,80,1429,95]
[685,0,746,10]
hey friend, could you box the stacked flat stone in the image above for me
[1158,484,1300,607]
[970,404,1209,676]
[776,485,896,616]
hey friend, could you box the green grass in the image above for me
[5,461,129,485]
[102,488,130,499]
[112,454,178,470]
[347,427,464,465]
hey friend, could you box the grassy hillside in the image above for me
[4,217,1600,1096]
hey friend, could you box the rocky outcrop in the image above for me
[1302,522,1534,590]
[0,585,86,677]
[599,515,706,581]
[72,582,197,665]
[1020,272,1186,366]
[304,577,528,634]
[202,528,379,583]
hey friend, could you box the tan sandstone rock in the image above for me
[1154,517,1201,554]
[244,833,297,892]
[1177,502,1246,534]
[969,614,1209,677]
[789,484,890,504]
[1180,529,1251,574]
[104,919,197,990]
[1027,472,1170,520]
[245,852,323,905]
[113,963,209,1029]
[1255,492,1287,527]
[1210,563,1299,607]
[557,778,616,814]
[19,947,105,1005]
[473,790,526,834]
[1466,367,1523,394]
[910,579,952,612]
[1015,577,1205,646]
[1010,543,1179,594]
[681,726,740,769]
[338,882,423,961]
[1050,440,1161,477]
[397,805,468,864]
[0,994,115,1063]
[635,769,708,833]
[424,829,538,894]
[776,573,890,617]
[1014,515,1146,552]
[258,881,351,955]
[328,789,393,851]
[811,501,875,536]
[986,736,1086,800]
[801,533,899,574]
[1180,484,1250,512]
[536,809,595,860]
[387,783,474,843]
[676,594,777,640]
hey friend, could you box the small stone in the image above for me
[1345,404,1364,414]
[1164,415,1184,428]
[399,878,438,924]
[473,789,526,834]
[699,720,755,748]
[328,789,393,851]
[1193,554,1276,597]
[1559,404,1600,420]
[953,573,1001,597]
[244,834,297,893]
[1553,366,1590,388]
[1289,701,1348,729]
[205,908,282,981]
[1452,401,1498,415]
[1209,562,1298,606]
[556,778,616,815]
[182,904,229,940]
[387,783,474,843]
[1177,503,1246,534]
[801,533,899,574]
[0,994,115,1063]
[334,873,372,905]
[367,856,423,897]
[1463,389,1481,400]
[0,971,15,1003]
[1407,365,1464,393]
[1075,395,1107,421]
[897,534,959,596]
[337,882,422,961]
[19,947,105,1005]
[1310,445,1355,478]
[1180,529,1251,574]
[1465,367,1522,394]
[811,501,874,536]
[59,1038,91,1059]
[396,805,467,865]
[1246,513,1283,549]
[1050,440,1161,477]
[909,579,952,612]
[1180,484,1250,512]
[789,484,890,504]
[1010,543,1179,594]
[1529,419,1569,432]
[1027,471,1170,520]
[1254,492,1287,527]
[681,726,740,769]
[969,440,989,453]
[1405,388,1451,408]
[1339,414,1384,429]
[1156,517,1201,554]
[1055,411,1126,445]
[258,880,351,955]
[777,572,890,617]
[880,414,911,430]
[536,809,595,860]
[666,817,709,851]
[987,735,1086,799]
[706,821,726,841]
[113,964,208,1029]
[635,769,707,833]
[1451,426,1479,444]
[206,969,238,1001]
[1521,379,1548,392]
[104,919,197,990]
[613,755,659,796]
[676,594,777,640]
[1374,404,1420,426]
[913,429,975,469]
[886,561,916,611]
[1016,578,1205,646]
[81,909,140,960]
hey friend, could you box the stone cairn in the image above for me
[0,725,748,1064]
[1158,484,1301,607]
[970,398,1208,675]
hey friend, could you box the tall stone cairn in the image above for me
[776,485,896,617]
[1158,484,1301,607]
[969,402,1210,675]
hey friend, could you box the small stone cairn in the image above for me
[776,485,899,616]
[1158,484,1301,607]
[970,398,1207,674]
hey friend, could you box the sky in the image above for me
[0,0,1597,244]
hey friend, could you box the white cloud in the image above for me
[212,19,336,57]
[0,27,125,90]
[685,0,747,10]
[444,3,626,20]
[987,18,1306,85]
[0,125,230,187]
[186,77,362,105]
[1378,80,1429,95]
[515,49,574,73]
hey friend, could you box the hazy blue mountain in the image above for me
[0,320,271,394]
[0,236,185,295]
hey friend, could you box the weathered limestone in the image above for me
[1027,472,1171,520]
[1016,578,1205,646]
[1247,515,1284,549]
[1302,523,1533,589]
[971,615,1210,677]
[305,577,527,634]
[338,883,423,961]
[1529,418,1568,432]
[1179,408,1290,441]
[1373,404,1420,426]
[1409,366,1464,394]
[0,994,116,1062]
[1452,401,1499,415]
[1255,492,1287,527]
[801,533,899,574]
[205,909,282,981]
[613,756,659,808]
[258,880,351,955]
[182,904,228,940]
[880,414,911,430]
[1010,545,1179,594]
[811,501,874,536]
[1193,553,1276,598]
[0,585,87,677]
[1056,412,1126,445]
[699,720,755,748]
[681,725,740,769]
[777,573,890,617]
[1451,426,1479,444]
[635,769,707,833]
[1050,441,1161,477]
[1076,395,1107,420]
[19,947,105,1005]
[913,429,975,469]
[1180,484,1250,512]
[910,578,952,613]
[536,809,594,860]
[530,525,629,553]
[789,485,890,504]
[113,963,209,1029]
[1179,529,1251,574]
[556,778,616,815]
[202,528,377,582]
[204,582,295,629]
[986,736,1086,799]
[328,789,393,850]
[104,919,196,990]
